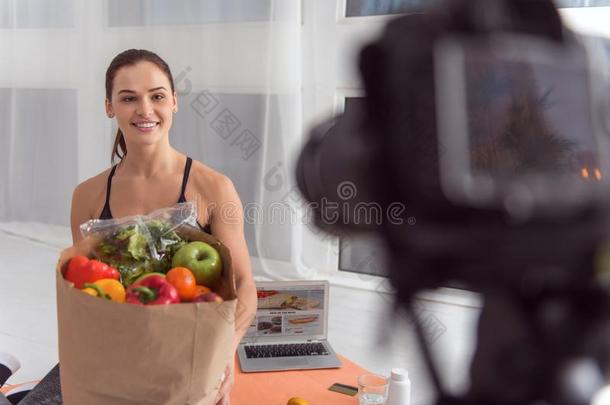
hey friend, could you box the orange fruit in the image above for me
[287,397,309,405]
[166,267,197,302]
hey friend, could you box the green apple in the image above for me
[171,241,222,286]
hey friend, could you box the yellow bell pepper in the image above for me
[82,287,98,297]
[82,278,126,303]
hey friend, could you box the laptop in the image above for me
[237,280,342,372]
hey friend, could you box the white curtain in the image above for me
[2,0,610,285]
[0,0,314,280]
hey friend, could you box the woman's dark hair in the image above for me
[106,49,175,164]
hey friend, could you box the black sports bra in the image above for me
[99,156,212,234]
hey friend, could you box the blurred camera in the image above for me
[297,0,610,403]
[297,0,610,288]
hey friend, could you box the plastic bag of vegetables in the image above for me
[79,202,198,286]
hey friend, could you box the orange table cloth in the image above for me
[230,354,367,405]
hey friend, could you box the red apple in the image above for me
[193,292,223,303]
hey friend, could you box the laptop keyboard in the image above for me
[244,342,329,359]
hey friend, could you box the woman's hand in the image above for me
[215,361,234,405]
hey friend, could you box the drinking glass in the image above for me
[357,373,389,405]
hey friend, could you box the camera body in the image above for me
[297,0,610,403]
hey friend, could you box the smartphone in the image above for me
[328,382,358,396]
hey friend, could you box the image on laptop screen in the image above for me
[245,284,326,338]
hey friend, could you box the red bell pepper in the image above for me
[125,275,180,305]
[64,256,120,289]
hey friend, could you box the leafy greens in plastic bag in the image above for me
[80,202,199,286]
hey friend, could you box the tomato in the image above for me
[64,256,118,289]
[66,256,89,278]
[166,267,197,302]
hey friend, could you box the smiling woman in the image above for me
[63,49,258,405]
[104,50,176,164]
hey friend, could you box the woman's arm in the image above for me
[209,175,257,352]
[209,175,257,404]
[70,182,91,245]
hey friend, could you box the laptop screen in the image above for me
[245,283,327,339]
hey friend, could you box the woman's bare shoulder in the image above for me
[70,167,113,243]
[72,168,113,214]
[188,160,241,229]
[189,160,235,200]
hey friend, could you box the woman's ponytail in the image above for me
[111,129,127,164]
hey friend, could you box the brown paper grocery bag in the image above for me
[56,226,237,405]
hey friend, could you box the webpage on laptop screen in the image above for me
[245,285,326,338]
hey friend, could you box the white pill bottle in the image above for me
[387,368,411,405]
